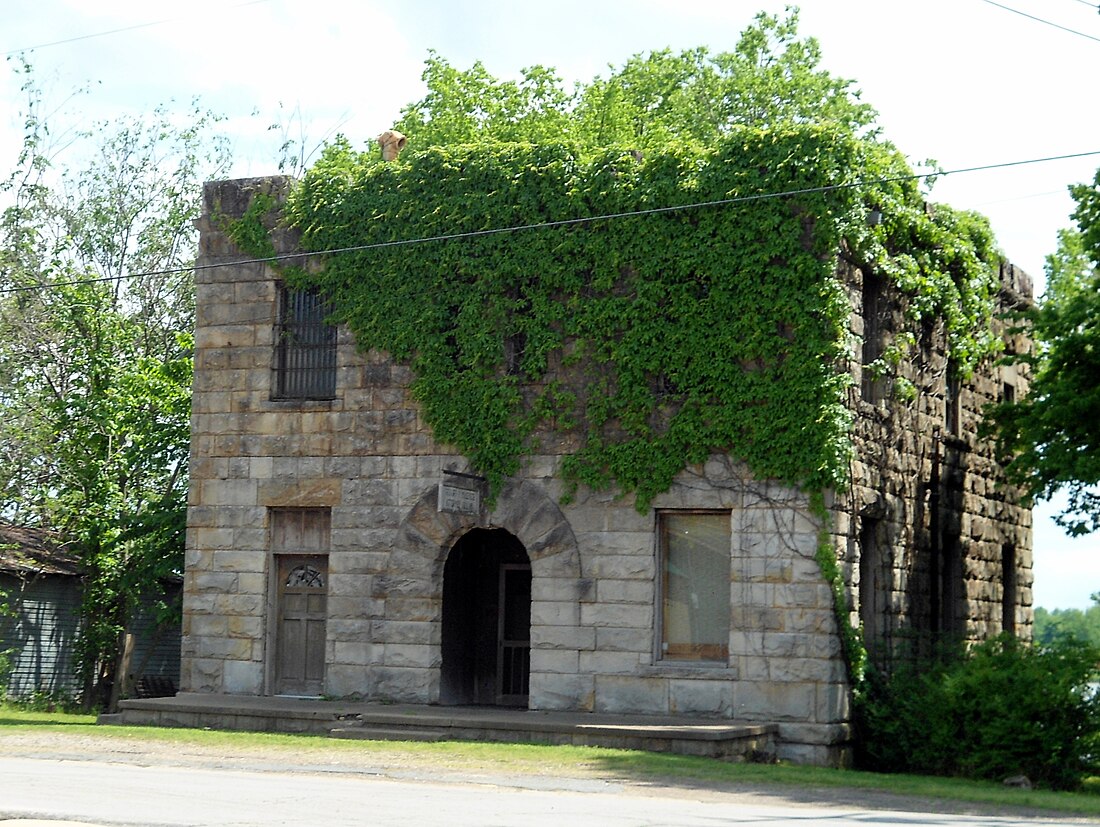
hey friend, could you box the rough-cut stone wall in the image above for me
[836,258,1034,666]
[184,177,850,764]
[183,176,1032,766]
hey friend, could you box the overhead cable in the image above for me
[4,1,273,57]
[978,0,1100,43]
[1,147,1099,297]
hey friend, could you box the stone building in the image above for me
[180,176,1032,764]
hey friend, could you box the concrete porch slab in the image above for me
[103,693,778,761]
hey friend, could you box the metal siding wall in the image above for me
[0,574,82,700]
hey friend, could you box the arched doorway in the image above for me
[440,528,531,707]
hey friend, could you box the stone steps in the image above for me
[107,694,780,761]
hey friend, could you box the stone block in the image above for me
[531,600,580,626]
[195,324,257,350]
[531,648,579,674]
[760,632,816,658]
[532,576,593,603]
[579,530,651,556]
[326,665,373,698]
[383,643,438,668]
[783,608,837,636]
[531,672,594,711]
[199,637,254,660]
[333,505,401,531]
[188,614,230,638]
[563,505,612,534]
[384,596,439,622]
[223,659,264,695]
[328,574,374,598]
[372,619,436,645]
[182,593,217,618]
[580,602,652,629]
[257,478,341,507]
[579,650,640,675]
[214,594,265,617]
[669,679,735,716]
[327,595,376,621]
[199,479,258,507]
[533,549,584,579]
[735,680,816,722]
[580,554,656,580]
[182,658,222,693]
[235,573,266,595]
[190,572,239,594]
[816,681,851,723]
[373,666,433,703]
[531,625,594,651]
[226,615,264,639]
[594,626,651,653]
[593,675,668,714]
[230,528,267,551]
[596,578,653,604]
[333,641,381,667]
[211,550,266,573]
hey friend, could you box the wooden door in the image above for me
[274,554,327,696]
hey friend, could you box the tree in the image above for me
[1034,593,1100,647]
[991,169,1100,535]
[0,59,230,706]
[392,8,878,155]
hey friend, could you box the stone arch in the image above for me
[384,478,581,591]
[373,478,584,703]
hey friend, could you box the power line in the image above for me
[2,148,1099,297]
[978,0,1100,43]
[4,1,273,57]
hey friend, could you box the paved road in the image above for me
[0,756,1090,827]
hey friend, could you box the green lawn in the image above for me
[2,704,1098,817]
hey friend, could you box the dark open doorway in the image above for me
[440,528,531,707]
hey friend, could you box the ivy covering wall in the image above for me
[272,125,1002,507]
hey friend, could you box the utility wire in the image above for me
[2,148,1099,297]
[4,0,273,57]
[978,0,1100,43]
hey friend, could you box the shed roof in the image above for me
[0,523,80,577]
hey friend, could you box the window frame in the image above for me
[272,284,337,401]
[656,509,732,664]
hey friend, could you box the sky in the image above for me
[2,0,1098,609]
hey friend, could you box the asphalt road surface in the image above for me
[0,755,1092,827]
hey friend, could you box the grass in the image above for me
[2,703,1099,817]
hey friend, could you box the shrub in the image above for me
[855,635,1100,790]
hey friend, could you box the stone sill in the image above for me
[261,398,338,411]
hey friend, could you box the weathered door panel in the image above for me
[275,555,327,695]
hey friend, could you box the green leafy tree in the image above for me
[991,171,1100,535]
[393,8,877,155]
[1034,593,1100,647]
[0,59,229,707]
[283,8,1000,505]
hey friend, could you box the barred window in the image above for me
[274,286,336,400]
